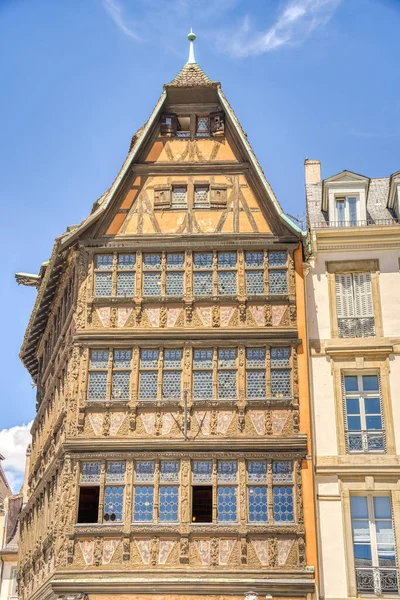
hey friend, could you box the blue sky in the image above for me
[0,0,399,488]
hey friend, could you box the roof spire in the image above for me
[187,28,196,64]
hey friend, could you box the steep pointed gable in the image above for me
[166,62,217,88]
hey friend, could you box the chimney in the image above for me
[304,158,321,184]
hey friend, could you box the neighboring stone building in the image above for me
[16,35,317,600]
[305,159,400,599]
[0,456,23,600]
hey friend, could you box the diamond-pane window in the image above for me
[139,371,158,399]
[194,271,213,296]
[271,348,290,366]
[135,461,155,482]
[81,462,101,483]
[218,487,237,522]
[162,371,181,398]
[106,461,125,483]
[166,271,183,295]
[159,486,179,522]
[172,187,187,208]
[144,272,161,296]
[273,486,294,522]
[112,372,130,399]
[247,370,266,398]
[218,371,236,398]
[160,461,179,482]
[248,486,268,522]
[194,186,210,208]
[88,371,107,400]
[196,116,210,137]
[193,461,212,483]
[133,486,154,521]
[271,369,291,397]
[193,371,213,399]
[269,270,288,294]
[246,270,264,295]
[269,251,287,266]
[104,486,124,522]
[217,461,237,482]
[247,460,267,483]
[218,271,237,295]
[117,272,135,296]
[95,272,112,296]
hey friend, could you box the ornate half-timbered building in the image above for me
[16,34,317,600]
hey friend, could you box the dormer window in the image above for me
[196,116,210,137]
[335,196,358,226]
[176,116,190,138]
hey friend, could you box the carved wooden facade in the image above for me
[17,54,316,600]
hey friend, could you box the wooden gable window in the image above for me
[154,186,171,210]
[196,115,210,137]
[177,116,190,138]
[210,184,228,208]
[160,114,177,137]
[210,111,225,136]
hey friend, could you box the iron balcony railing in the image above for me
[312,218,400,228]
[356,567,399,595]
[346,430,385,453]
[338,317,375,338]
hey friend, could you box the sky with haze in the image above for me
[1,0,399,490]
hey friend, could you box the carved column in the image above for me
[212,458,218,523]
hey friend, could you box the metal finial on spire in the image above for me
[187,28,196,64]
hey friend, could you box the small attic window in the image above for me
[177,116,191,138]
[196,116,210,137]
[210,111,225,136]
[160,114,177,136]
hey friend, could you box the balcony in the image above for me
[356,567,399,595]
[338,317,375,338]
[346,430,385,453]
[312,218,400,229]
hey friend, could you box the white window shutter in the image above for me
[335,274,355,318]
[353,272,373,317]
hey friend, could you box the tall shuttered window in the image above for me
[335,273,375,338]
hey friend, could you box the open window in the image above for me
[77,486,100,523]
[192,486,212,523]
[177,116,191,138]
[160,114,177,137]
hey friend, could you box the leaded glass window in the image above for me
[193,348,213,399]
[117,254,136,296]
[271,347,291,398]
[247,460,267,483]
[133,486,154,521]
[218,252,237,295]
[272,460,294,523]
[246,348,266,398]
[193,252,213,296]
[104,486,124,522]
[106,461,126,483]
[166,253,184,296]
[248,486,268,522]
[139,350,159,399]
[159,486,179,522]
[160,460,179,482]
[135,461,155,482]
[88,350,108,400]
[196,116,210,137]
[81,462,101,483]
[94,254,113,297]
[245,251,265,295]
[193,460,212,483]
[217,486,237,522]
[217,460,237,482]
[268,250,288,294]
[194,186,210,208]
[162,349,182,399]
[218,348,237,398]
[111,350,131,400]
[269,251,287,267]
[143,253,162,296]
[171,186,187,209]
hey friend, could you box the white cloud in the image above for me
[219,0,343,57]
[103,0,140,40]
[0,422,32,493]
